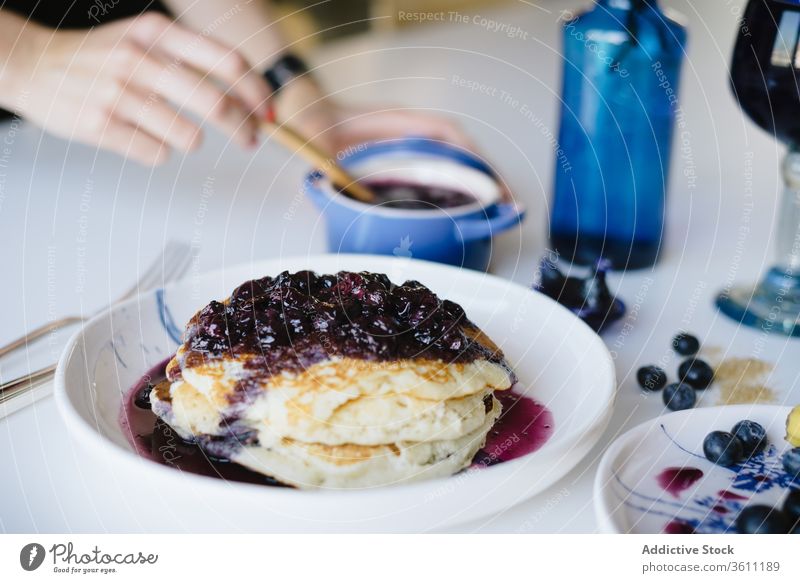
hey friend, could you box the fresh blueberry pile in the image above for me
[662,382,696,411]
[731,419,768,457]
[784,489,800,533]
[697,419,800,533]
[785,447,800,478]
[636,365,667,392]
[702,430,745,467]
[735,504,794,534]
[736,488,800,534]
[702,419,767,467]
[183,270,502,378]
[635,332,715,411]
[535,257,625,332]
[678,358,714,390]
[671,332,700,356]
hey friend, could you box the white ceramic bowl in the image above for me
[55,254,615,532]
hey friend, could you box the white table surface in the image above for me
[2,0,799,533]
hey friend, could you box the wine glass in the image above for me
[717,0,800,336]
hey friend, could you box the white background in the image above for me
[0,535,798,581]
[1,0,799,532]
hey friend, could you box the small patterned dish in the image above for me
[595,404,797,533]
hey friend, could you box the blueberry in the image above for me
[731,420,768,458]
[440,329,466,351]
[133,384,153,409]
[784,448,800,478]
[678,358,714,389]
[784,489,800,527]
[735,505,791,534]
[441,299,465,321]
[362,282,388,307]
[230,280,256,304]
[672,333,700,356]
[703,431,744,466]
[663,382,696,411]
[636,366,667,391]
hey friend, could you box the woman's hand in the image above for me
[272,79,510,198]
[273,78,477,155]
[6,13,270,165]
[327,104,478,155]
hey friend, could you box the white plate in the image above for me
[55,254,615,532]
[595,404,796,533]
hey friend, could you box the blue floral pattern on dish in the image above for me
[613,422,798,534]
[156,288,182,345]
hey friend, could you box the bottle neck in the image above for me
[596,0,657,10]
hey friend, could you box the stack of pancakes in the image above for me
[151,271,514,489]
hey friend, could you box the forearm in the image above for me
[163,0,329,134]
[0,10,48,113]
[162,0,287,71]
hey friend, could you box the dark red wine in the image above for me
[731,0,800,145]
[365,181,476,210]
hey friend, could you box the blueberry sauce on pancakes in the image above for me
[182,270,503,375]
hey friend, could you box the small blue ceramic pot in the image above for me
[303,138,525,271]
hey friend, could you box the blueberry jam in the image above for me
[120,359,287,487]
[365,181,477,210]
[181,271,509,403]
[535,257,625,333]
[656,467,704,498]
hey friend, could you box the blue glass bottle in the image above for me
[550,0,687,269]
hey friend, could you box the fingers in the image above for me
[96,118,170,166]
[334,108,477,152]
[113,85,202,153]
[125,13,270,116]
[111,46,259,148]
[396,112,478,150]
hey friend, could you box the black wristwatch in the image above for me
[263,53,310,94]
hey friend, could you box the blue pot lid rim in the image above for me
[305,138,496,185]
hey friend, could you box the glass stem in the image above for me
[776,147,800,275]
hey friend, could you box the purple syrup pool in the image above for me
[121,362,553,485]
[655,467,704,498]
[365,181,477,210]
[119,359,286,487]
[473,390,554,466]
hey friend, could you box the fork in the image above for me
[0,241,193,412]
